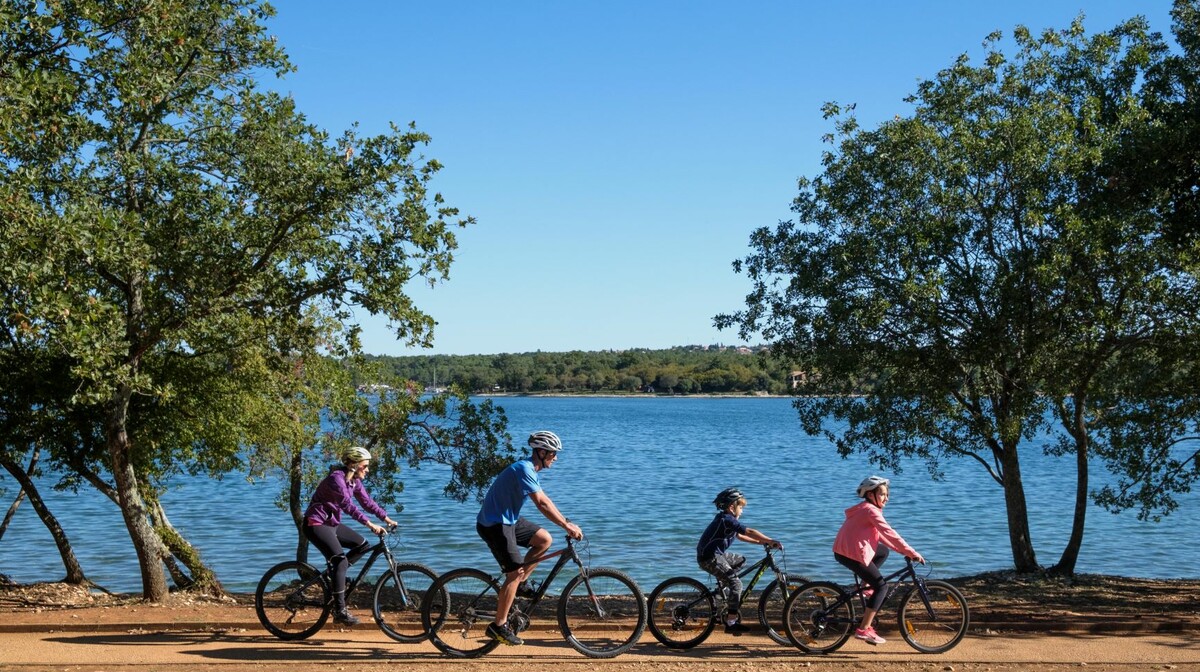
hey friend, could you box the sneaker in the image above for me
[724,621,751,635]
[861,587,874,601]
[516,581,538,599]
[854,626,886,645]
[486,621,524,646]
[332,609,360,626]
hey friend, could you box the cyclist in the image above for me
[696,487,782,635]
[302,446,398,626]
[476,430,583,647]
[833,475,925,646]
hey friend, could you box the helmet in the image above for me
[528,430,563,453]
[341,446,372,465]
[713,487,745,509]
[857,475,890,498]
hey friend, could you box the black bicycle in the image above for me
[255,528,440,642]
[783,557,969,654]
[419,535,647,658]
[646,545,805,648]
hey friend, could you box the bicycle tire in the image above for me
[557,567,647,658]
[373,561,440,643]
[783,580,855,654]
[255,561,330,640]
[757,574,808,646]
[646,576,716,649]
[421,567,503,658]
[897,579,969,653]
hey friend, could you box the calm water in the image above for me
[1,397,1194,593]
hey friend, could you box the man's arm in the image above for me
[529,490,583,539]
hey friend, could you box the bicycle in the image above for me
[646,545,805,648]
[783,556,969,654]
[255,528,441,642]
[419,534,647,659]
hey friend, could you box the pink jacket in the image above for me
[833,501,917,565]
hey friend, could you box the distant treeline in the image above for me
[361,346,798,395]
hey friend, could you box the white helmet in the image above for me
[528,430,563,453]
[857,475,890,498]
[342,446,372,465]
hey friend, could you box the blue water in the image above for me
[1,397,1194,593]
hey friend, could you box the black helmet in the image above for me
[713,487,745,509]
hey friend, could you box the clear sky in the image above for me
[264,1,1178,356]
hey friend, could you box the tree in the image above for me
[718,12,1200,575]
[1,0,488,599]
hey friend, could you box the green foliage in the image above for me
[0,0,503,597]
[361,346,794,395]
[719,6,1200,574]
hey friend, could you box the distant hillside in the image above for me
[359,345,798,395]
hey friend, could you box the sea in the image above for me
[1,396,1194,594]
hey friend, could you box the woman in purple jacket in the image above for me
[303,446,398,626]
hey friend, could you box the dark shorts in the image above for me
[477,518,542,574]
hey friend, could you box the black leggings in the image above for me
[834,544,890,612]
[304,524,371,596]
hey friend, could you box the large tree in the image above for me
[1,0,496,599]
[718,7,1200,575]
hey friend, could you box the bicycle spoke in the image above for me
[423,568,502,658]
[255,561,330,640]
[374,562,439,643]
[898,580,969,653]
[558,568,646,658]
[647,576,716,649]
[784,581,854,654]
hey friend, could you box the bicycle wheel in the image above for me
[897,579,969,653]
[557,567,647,658]
[255,561,330,640]
[373,562,440,643]
[646,576,716,649]
[784,581,855,654]
[421,567,502,658]
[757,574,808,646]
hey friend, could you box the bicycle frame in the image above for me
[284,532,399,607]
[680,547,785,610]
[842,558,931,614]
[467,536,589,622]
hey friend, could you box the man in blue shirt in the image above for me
[477,430,583,646]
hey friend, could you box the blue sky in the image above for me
[265,2,1177,356]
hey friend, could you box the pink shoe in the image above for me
[854,627,886,645]
[861,587,874,600]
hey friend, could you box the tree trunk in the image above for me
[1052,395,1089,577]
[0,448,37,542]
[290,446,309,563]
[999,444,1040,572]
[106,385,169,601]
[0,449,88,584]
[147,496,226,596]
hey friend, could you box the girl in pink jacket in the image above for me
[832,476,925,646]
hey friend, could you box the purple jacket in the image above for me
[303,466,388,528]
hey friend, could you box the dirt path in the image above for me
[0,624,1198,672]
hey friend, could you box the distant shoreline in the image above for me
[476,392,791,399]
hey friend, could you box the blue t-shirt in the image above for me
[477,459,542,526]
[696,511,749,561]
